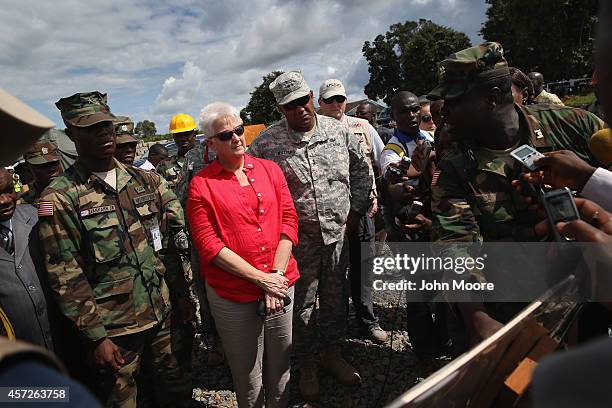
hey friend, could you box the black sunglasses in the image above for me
[322,95,346,104]
[421,114,432,123]
[213,125,245,141]
[282,94,311,110]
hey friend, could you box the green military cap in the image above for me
[114,116,137,145]
[55,91,116,127]
[428,42,509,101]
[24,141,61,165]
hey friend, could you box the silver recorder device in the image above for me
[510,144,545,171]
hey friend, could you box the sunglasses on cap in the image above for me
[212,125,245,141]
[421,114,432,123]
[322,95,346,104]
[282,94,311,110]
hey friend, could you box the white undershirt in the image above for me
[92,169,117,190]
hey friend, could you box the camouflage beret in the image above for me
[269,71,311,105]
[114,115,137,144]
[55,91,116,127]
[24,141,60,165]
[428,42,510,100]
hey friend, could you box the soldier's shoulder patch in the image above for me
[37,201,54,217]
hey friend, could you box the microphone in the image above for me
[589,128,612,168]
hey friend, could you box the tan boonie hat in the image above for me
[428,42,510,101]
[269,71,311,105]
[24,141,61,165]
[0,87,55,166]
[55,91,116,127]
[319,79,346,99]
[114,116,137,145]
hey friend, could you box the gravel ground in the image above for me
[190,289,421,408]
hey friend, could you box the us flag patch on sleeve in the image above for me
[37,201,54,217]
[431,170,441,187]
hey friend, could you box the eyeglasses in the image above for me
[282,94,311,110]
[322,95,346,104]
[421,114,432,123]
[212,125,245,141]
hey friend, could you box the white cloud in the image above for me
[0,0,487,130]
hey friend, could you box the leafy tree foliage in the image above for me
[135,120,157,138]
[363,19,471,103]
[480,0,598,81]
[240,71,284,125]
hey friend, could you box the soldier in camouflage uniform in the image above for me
[247,71,373,401]
[156,113,197,191]
[427,43,603,342]
[38,92,191,408]
[113,117,138,166]
[18,141,62,205]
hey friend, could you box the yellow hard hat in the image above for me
[169,113,196,134]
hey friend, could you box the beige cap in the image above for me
[319,79,346,99]
[269,71,311,105]
[0,87,55,166]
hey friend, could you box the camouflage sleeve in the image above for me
[345,127,374,214]
[151,171,190,299]
[175,158,191,208]
[246,136,261,158]
[38,189,108,342]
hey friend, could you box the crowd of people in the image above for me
[2,6,612,408]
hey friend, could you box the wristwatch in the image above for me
[271,269,285,276]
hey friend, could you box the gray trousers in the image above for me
[206,284,294,408]
[292,228,349,361]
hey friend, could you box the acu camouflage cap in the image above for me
[269,71,311,105]
[55,91,116,127]
[428,42,510,101]
[24,141,61,165]
[114,116,137,145]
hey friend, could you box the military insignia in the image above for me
[41,147,49,154]
[133,193,155,205]
[80,205,116,217]
[121,125,128,132]
[431,170,441,187]
[135,186,146,193]
[38,201,54,217]
[535,129,544,139]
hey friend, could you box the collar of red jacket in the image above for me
[208,153,256,176]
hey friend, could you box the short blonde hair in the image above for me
[199,102,241,138]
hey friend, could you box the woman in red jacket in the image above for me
[187,102,299,408]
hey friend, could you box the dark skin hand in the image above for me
[534,198,612,243]
[396,213,432,234]
[523,150,596,192]
[93,338,124,371]
[410,139,436,174]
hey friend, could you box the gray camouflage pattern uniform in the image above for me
[248,113,373,359]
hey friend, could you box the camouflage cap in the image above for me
[55,91,116,127]
[24,141,61,165]
[269,71,311,105]
[114,115,137,144]
[428,42,510,101]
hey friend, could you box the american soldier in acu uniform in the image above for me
[38,91,192,408]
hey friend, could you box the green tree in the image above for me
[480,0,598,82]
[363,20,471,103]
[241,71,284,125]
[135,120,157,138]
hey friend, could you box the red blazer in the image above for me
[187,154,299,302]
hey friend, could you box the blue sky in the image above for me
[1,0,488,132]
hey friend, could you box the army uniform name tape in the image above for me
[80,205,116,217]
[133,193,155,205]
